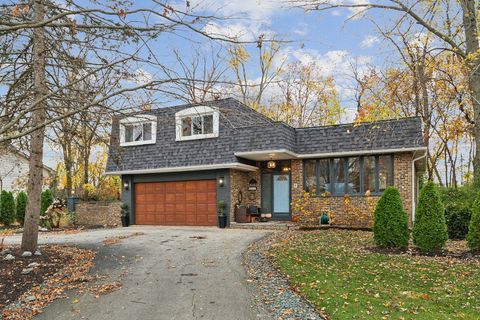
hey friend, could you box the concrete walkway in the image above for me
[5,226,270,320]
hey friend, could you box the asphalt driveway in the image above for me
[5,226,270,320]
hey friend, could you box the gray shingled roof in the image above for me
[106,98,424,172]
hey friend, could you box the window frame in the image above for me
[175,106,219,141]
[303,154,394,196]
[119,115,157,147]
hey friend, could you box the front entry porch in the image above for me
[230,160,293,224]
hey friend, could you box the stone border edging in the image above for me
[242,232,325,320]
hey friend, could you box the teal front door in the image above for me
[261,173,291,220]
[273,174,290,220]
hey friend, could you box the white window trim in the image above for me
[119,115,157,147]
[175,106,219,141]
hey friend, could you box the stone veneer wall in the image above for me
[229,169,261,222]
[291,152,414,228]
[75,201,122,227]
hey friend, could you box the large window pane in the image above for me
[378,155,392,192]
[318,159,330,193]
[182,117,192,136]
[192,116,202,134]
[333,158,345,194]
[124,125,133,142]
[133,124,143,141]
[143,123,152,141]
[347,157,360,194]
[203,114,213,134]
[304,160,317,194]
[364,156,376,193]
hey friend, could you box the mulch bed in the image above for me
[243,232,324,320]
[1,245,96,320]
[0,247,69,309]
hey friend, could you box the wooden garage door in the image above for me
[134,180,217,226]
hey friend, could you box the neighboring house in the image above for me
[0,148,54,193]
[106,98,426,227]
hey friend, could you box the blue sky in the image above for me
[44,0,399,166]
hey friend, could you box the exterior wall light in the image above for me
[123,181,130,190]
[267,160,276,169]
[219,177,225,187]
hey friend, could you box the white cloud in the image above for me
[195,0,278,22]
[132,69,153,85]
[331,10,343,16]
[292,22,309,36]
[361,35,380,48]
[203,21,272,42]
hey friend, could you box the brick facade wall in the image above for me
[75,201,122,227]
[229,169,261,222]
[290,153,414,228]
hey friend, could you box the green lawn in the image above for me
[271,230,480,320]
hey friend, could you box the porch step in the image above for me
[229,222,299,231]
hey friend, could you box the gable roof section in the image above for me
[105,98,425,174]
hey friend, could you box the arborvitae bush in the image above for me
[466,191,480,252]
[373,186,409,248]
[40,189,53,216]
[413,181,448,252]
[0,191,16,226]
[16,192,28,225]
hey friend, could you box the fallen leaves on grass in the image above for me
[270,229,480,320]
[102,232,145,245]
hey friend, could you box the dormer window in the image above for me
[120,115,157,146]
[175,106,219,141]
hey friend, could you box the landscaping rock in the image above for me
[3,254,15,261]
[21,267,33,275]
[38,227,48,232]
[1,249,12,255]
[27,262,40,268]
[34,250,42,256]
[21,251,33,257]
[25,296,36,302]
[243,233,324,320]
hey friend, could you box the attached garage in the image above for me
[134,179,217,226]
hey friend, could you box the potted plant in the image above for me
[217,200,227,228]
[120,203,129,227]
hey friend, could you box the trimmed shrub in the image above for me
[16,191,28,225]
[373,186,409,248]
[0,191,16,226]
[439,186,475,239]
[413,181,448,252]
[467,192,480,251]
[40,189,53,216]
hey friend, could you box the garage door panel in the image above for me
[207,192,216,202]
[196,193,207,202]
[135,180,217,226]
[175,193,185,201]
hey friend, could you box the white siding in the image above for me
[0,152,51,192]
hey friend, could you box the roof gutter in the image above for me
[105,162,258,176]
[235,147,428,160]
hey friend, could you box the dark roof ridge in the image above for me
[294,116,422,131]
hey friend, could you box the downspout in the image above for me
[411,150,427,224]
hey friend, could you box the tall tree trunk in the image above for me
[460,0,480,178]
[21,0,47,252]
